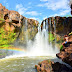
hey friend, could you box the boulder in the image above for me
[35,60,72,72]
[56,40,72,67]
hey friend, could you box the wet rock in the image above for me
[35,60,52,72]
[35,60,72,72]
[56,43,72,67]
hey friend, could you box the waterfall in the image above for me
[50,18,52,33]
[46,19,48,35]
[49,18,52,45]
[26,20,59,56]
[25,18,28,43]
[54,17,56,44]
[13,17,59,57]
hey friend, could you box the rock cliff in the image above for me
[42,16,72,36]
[0,3,39,45]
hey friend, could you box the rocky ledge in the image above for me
[35,60,72,72]
[56,35,72,67]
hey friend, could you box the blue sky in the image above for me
[0,0,71,23]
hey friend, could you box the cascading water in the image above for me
[49,18,52,45]
[26,20,59,56]
[25,18,28,43]
[54,17,57,44]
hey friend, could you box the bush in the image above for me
[69,32,72,36]
[0,28,16,47]
[49,33,55,42]
[60,45,63,51]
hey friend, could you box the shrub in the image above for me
[60,45,63,51]
[0,28,16,47]
[49,33,55,42]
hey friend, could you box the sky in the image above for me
[0,0,71,23]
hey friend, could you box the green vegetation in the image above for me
[49,32,64,50]
[60,45,63,51]
[65,14,72,17]
[49,33,55,42]
[0,17,4,21]
[69,32,72,36]
[0,28,16,48]
[0,17,5,24]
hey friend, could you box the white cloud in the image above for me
[25,11,39,16]
[40,0,48,2]
[49,9,70,17]
[37,4,44,7]
[28,2,32,5]
[16,4,27,15]
[6,3,9,8]
[3,0,7,3]
[3,0,9,8]
[27,6,32,9]
[29,17,38,20]
[60,9,70,15]
[37,0,69,10]
[29,17,41,23]
[43,16,47,20]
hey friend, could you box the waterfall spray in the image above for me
[26,20,59,56]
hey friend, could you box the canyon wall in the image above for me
[0,3,39,45]
[42,16,72,36]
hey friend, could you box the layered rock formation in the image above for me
[18,18,39,45]
[35,60,72,72]
[56,35,72,67]
[42,16,72,36]
[0,3,39,44]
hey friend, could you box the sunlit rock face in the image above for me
[41,16,72,36]
[18,18,39,45]
[0,3,23,32]
[56,35,72,67]
[0,3,39,44]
